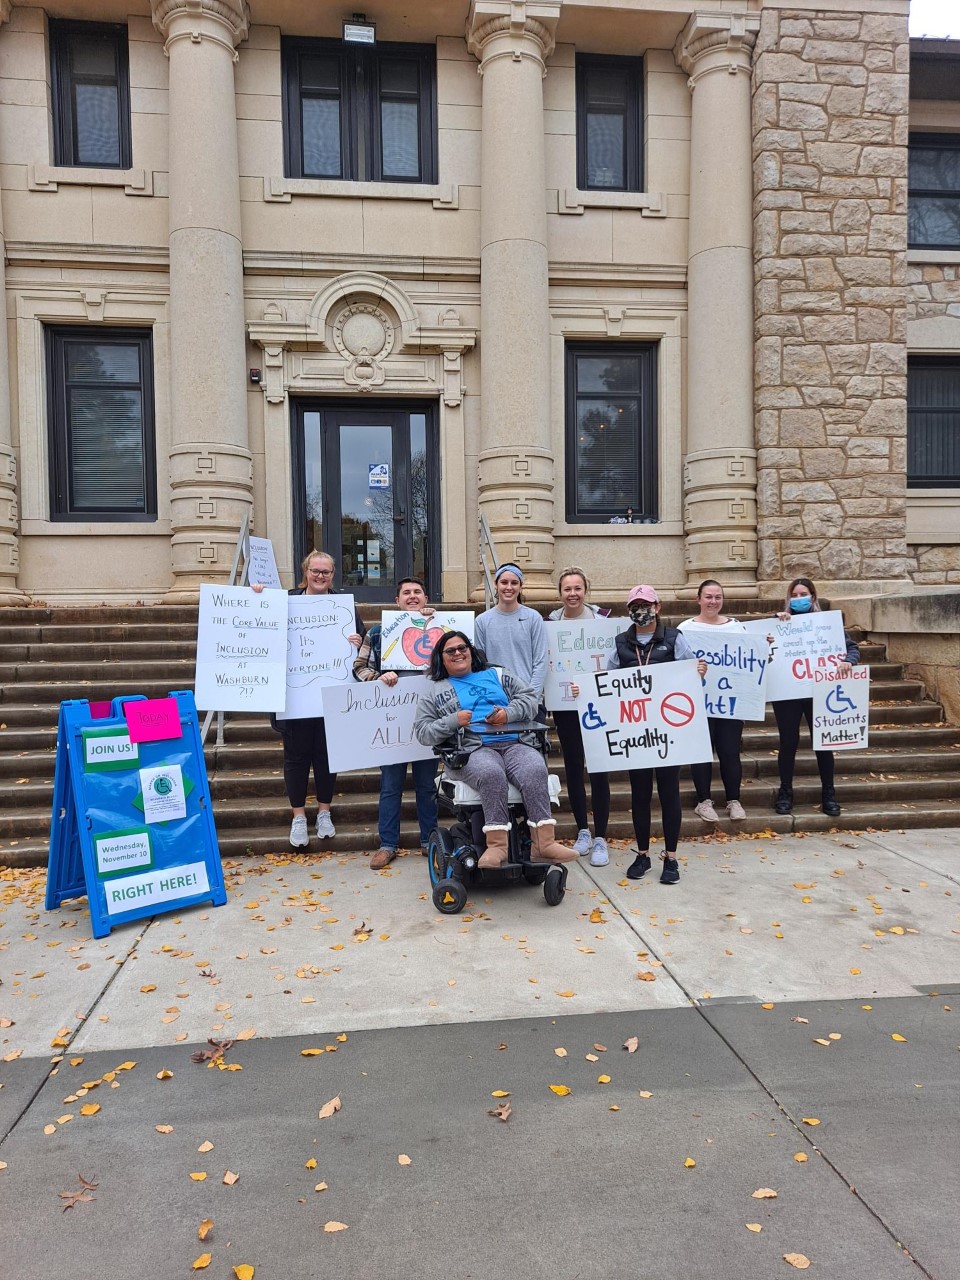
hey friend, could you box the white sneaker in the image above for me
[316,811,336,839]
[726,799,746,820]
[572,828,593,856]
[694,799,720,823]
[289,815,309,848]
[589,838,609,867]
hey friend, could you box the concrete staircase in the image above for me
[2,603,958,868]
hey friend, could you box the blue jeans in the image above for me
[378,758,439,851]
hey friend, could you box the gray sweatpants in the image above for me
[454,741,552,828]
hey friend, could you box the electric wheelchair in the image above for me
[424,723,569,914]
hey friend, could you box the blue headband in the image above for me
[495,563,524,583]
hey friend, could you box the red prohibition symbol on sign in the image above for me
[660,691,696,728]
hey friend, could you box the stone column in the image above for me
[152,0,252,599]
[0,0,26,603]
[751,7,913,587]
[676,12,760,586]
[467,1,559,600]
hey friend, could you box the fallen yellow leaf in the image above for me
[155,1124,174,1134]
[597,1075,611,1084]
[43,1124,56,1136]
[585,1053,599,1063]
[398,1154,412,1166]
[300,1048,324,1057]
[889,926,905,935]
[794,1152,808,1163]
[236,1028,256,1041]
[305,1158,317,1169]
[140,985,157,994]
[314,1182,328,1192]
[849,968,861,975]
[684,1158,696,1169]
[156,1069,173,1081]
[746,1223,763,1233]
[554,1047,567,1058]
[752,1188,778,1199]
[801,1117,820,1126]
[784,1254,811,1270]
[637,972,656,982]
[609,1105,620,1111]
[318,1095,342,1120]
[198,1219,213,1241]
[891,1033,908,1043]
[491,1090,510,1098]
[556,991,576,998]
[192,1254,212,1270]
[198,1140,214,1153]
[336,1034,347,1043]
[79,1103,100,1116]
[233,1267,255,1280]
[639,1090,653,1099]
[761,1003,775,1010]
[623,1036,639,1054]
[223,1170,239,1185]
[324,1221,348,1233]
[828,1033,842,1041]
[549,1084,571,1097]
[189,1172,207,1182]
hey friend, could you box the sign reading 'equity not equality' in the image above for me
[576,660,712,774]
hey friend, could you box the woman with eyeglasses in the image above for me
[255,549,364,848]
[414,631,575,869]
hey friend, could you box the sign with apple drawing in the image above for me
[379,611,476,672]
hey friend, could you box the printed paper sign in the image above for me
[103,862,210,917]
[94,828,152,878]
[813,665,870,751]
[575,660,713,774]
[124,697,183,744]
[321,677,435,771]
[369,463,390,489]
[278,594,358,720]
[82,726,139,771]
[139,764,187,824]
[195,584,288,712]
[247,536,282,589]
[543,618,623,710]
[677,627,770,722]
[380,611,476,672]
[743,610,847,701]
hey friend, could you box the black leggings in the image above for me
[628,766,682,854]
[773,698,835,792]
[280,717,337,808]
[690,717,743,803]
[553,710,610,837]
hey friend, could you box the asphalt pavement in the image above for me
[1,826,958,1279]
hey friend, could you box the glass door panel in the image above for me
[338,422,396,590]
[303,410,324,556]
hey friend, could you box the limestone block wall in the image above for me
[752,6,915,587]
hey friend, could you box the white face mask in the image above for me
[629,604,656,628]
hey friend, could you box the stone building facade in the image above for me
[0,0,956,605]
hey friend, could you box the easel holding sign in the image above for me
[46,690,226,939]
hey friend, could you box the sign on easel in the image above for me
[45,690,227,939]
[247,536,282,589]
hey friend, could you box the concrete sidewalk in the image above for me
[1,828,958,1278]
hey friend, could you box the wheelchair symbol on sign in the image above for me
[581,703,607,731]
[825,684,856,714]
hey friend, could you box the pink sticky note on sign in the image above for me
[124,697,183,743]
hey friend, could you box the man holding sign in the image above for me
[353,578,439,869]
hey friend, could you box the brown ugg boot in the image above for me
[478,827,510,869]
[529,821,576,863]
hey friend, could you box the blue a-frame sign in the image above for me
[46,690,227,939]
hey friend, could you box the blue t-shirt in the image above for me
[449,669,517,742]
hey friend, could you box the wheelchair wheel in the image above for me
[433,878,468,914]
[427,827,454,888]
[522,866,547,886]
[543,865,566,906]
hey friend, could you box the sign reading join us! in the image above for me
[575,660,713,774]
[813,665,870,751]
[678,627,770,722]
[743,610,847,701]
[543,618,622,711]
[320,676,435,771]
[195,584,288,712]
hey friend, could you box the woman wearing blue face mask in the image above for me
[773,577,860,818]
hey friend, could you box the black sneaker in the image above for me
[626,853,651,880]
[659,857,680,885]
[821,795,841,817]
[774,786,793,815]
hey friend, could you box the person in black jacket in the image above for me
[773,577,860,818]
[607,585,706,885]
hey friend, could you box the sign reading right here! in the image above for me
[576,659,713,774]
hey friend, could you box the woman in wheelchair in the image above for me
[414,631,576,870]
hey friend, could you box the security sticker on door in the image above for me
[369,463,390,490]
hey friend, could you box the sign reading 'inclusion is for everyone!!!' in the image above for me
[575,660,712,774]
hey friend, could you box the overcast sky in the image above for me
[908,0,956,37]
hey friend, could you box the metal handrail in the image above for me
[478,511,499,609]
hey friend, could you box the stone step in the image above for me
[0,641,201,663]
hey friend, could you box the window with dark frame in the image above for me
[908,133,960,249]
[46,328,157,521]
[576,54,643,192]
[565,343,658,523]
[50,20,131,170]
[282,38,437,183]
[908,356,960,488]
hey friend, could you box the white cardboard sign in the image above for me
[743,610,847,701]
[543,618,623,711]
[380,611,475,672]
[575,659,713,774]
[277,594,358,720]
[677,627,770,722]
[813,665,870,751]
[320,676,436,771]
[247,536,282,589]
[195,585,288,712]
